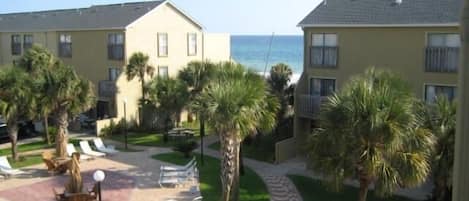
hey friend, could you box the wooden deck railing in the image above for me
[425,47,459,73]
[310,46,338,68]
[296,94,322,119]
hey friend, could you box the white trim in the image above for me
[125,0,204,30]
[0,27,125,33]
[298,23,459,28]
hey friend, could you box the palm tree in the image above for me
[178,61,216,165]
[146,77,190,128]
[0,67,34,161]
[425,96,456,201]
[45,63,95,158]
[196,62,279,201]
[453,1,469,200]
[306,68,435,201]
[16,45,57,144]
[125,52,155,100]
[268,63,292,95]
[267,63,293,135]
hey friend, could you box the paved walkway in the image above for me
[0,137,201,201]
[196,136,303,201]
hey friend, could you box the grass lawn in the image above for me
[109,132,179,147]
[0,138,81,156]
[109,131,206,148]
[287,175,417,201]
[209,140,275,163]
[152,152,270,201]
[0,138,82,168]
[8,154,43,168]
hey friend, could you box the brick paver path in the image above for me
[197,136,303,201]
[0,170,134,201]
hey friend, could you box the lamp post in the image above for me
[123,98,128,150]
[93,170,106,201]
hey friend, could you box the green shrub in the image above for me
[173,140,198,158]
[100,119,126,137]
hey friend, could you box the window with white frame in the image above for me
[23,35,33,51]
[11,35,21,55]
[311,33,338,67]
[310,78,336,97]
[108,67,121,81]
[425,85,457,103]
[108,33,124,60]
[58,34,72,57]
[425,33,460,72]
[158,66,168,78]
[188,33,197,56]
[158,33,168,57]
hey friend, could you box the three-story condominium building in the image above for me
[0,0,230,133]
[276,0,462,162]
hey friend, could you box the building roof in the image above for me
[298,0,463,27]
[0,1,167,32]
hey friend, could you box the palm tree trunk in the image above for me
[199,118,205,166]
[220,130,241,201]
[7,119,19,161]
[55,109,69,158]
[358,175,371,201]
[43,115,51,145]
[453,1,469,201]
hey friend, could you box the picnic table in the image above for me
[168,128,195,140]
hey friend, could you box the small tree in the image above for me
[0,67,34,161]
[425,96,456,201]
[306,68,435,201]
[147,77,190,128]
[16,45,57,144]
[126,52,155,100]
[267,63,294,135]
[45,63,95,158]
[179,60,216,165]
[196,62,279,201]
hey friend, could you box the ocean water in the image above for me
[231,35,303,74]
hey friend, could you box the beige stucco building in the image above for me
[0,0,230,134]
[276,0,462,162]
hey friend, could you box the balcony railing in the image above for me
[425,47,459,73]
[310,46,338,68]
[296,94,323,119]
[99,80,117,98]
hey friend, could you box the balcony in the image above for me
[99,80,117,98]
[425,47,459,73]
[296,94,323,119]
[310,46,338,68]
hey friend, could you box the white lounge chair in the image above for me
[162,163,197,178]
[93,138,118,154]
[158,171,193,188]
[0,156,26,178]
[161,157,196,171]
[66,144,93,161]
[79,141,106,157]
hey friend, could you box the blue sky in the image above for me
[0,0,322,35]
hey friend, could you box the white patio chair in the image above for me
[79,141,106,157]
[161,157,196,171]
[66,144,93,161]
[0,156,26,178]
[93,138,118,154]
